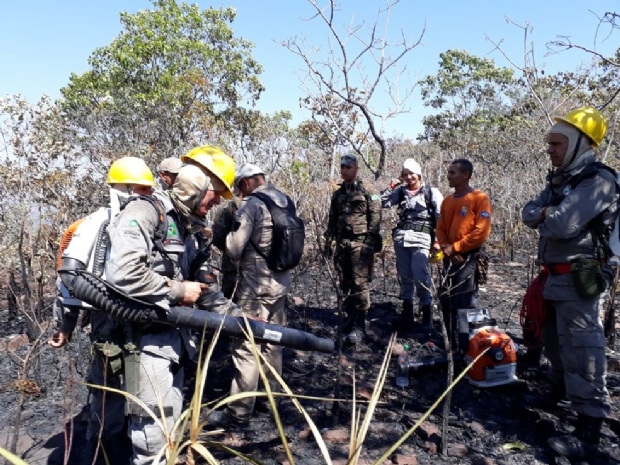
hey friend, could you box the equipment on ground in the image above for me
[460,308,518,387]
[395,307,518,388]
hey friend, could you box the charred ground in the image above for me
[0,249,619,465]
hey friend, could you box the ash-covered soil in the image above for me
[1,249,619,465]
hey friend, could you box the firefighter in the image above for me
[522,106,614,460]
[104,146,241,465]
[50,157,156,464]
[381,158,443,330]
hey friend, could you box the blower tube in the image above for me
[71,271,334,353]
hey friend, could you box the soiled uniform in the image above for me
[105,194,238,465]
[57,207,126,444]
[212,199,240,300]
[381,184,443,306]
[225,184,292,421]
[522,151,615,419]
[324,180,382,320]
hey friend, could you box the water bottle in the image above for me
[396,352,410,387]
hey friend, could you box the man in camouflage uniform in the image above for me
[324,154,382,344]
[211,199,240,300]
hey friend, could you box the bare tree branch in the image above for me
[282,0,424,179]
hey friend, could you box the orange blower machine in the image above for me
[465,326,518,388]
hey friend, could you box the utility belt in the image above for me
[396,222,431,234]
[543,257,607,299]
[543,259,605,276]
[542,263,572,276]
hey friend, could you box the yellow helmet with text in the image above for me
[554,106,607,147]
[181,145,235,199]
[106,157,156,187]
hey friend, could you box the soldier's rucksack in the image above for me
[248,191,305,272]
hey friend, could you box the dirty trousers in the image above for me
[228,295,287,420]
[86,357,125,441]
[128,329,184,465]
[394,244,432,305]
[542,296,610,418]
[439,253,478,348]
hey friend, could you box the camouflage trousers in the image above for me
[334,240,373,316]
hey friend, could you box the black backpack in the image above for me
[550,161,620,258]
[248,191,305,272]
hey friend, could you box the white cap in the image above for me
[402,158,422,176]
[234,163,264,186]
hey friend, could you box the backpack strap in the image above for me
[423,185,437,230]
[246,191,285,262]
[396,185,436,229]
[566,162,618,259]
[123,195,169,260]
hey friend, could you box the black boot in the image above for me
[547,414,603,460]
[399,300,414,330]
[420,305,433,331]
[345,311,366,344]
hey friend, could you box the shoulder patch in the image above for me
[370,194,380,201]
[480,211,490,218]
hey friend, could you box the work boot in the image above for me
[399,300,415,331]
[205,409,249,429]
[420,305,433,331]
[345,312,366,344]
[547,414,603,460]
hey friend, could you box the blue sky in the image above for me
[1,0,618,139]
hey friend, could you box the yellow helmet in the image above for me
[554,106,607,147]
[181,145,235,199]
[106,157,156,187]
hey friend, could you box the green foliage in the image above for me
[419,49,518,150]
[59,0,264,167]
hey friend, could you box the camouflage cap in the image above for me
[341,154,358,166]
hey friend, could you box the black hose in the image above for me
[166,306,334,353]
[71,271,334,353]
